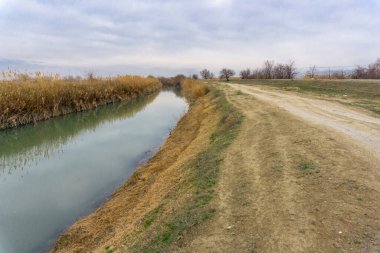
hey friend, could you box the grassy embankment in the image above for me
[232,79,380,114]
[0,75,161,130]
[53,81,242,252]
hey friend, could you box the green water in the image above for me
[0,91,188,253]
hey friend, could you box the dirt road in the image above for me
[186,84,380,252]
[53,83,380,252]
[229,83,380,156]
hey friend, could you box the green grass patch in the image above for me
[298,161,320,175]
[131,86,242,252]
[56,235,70,248]
[142,204,164,229]
[352,100,380,115]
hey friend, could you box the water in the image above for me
[0,91,188,253]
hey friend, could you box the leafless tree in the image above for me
[240,68,251,79]
[251,68,264,79]
[307,65,317,78]
[284,60,297,79]
[200,69,214,79]
[368,58,380,79]
[219,68,235,81]
[236,60,297,80]
[263,60,274,79]
[273,64,286,79]
[351,58,380,79]
[352,66,367,79]
[173,74,186,86]
[158,74,186,87]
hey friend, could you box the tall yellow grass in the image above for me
[0,73,161,130]
[181,79,208,101]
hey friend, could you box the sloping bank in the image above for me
[53,81,242,252]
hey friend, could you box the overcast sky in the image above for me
[0,0,379,76]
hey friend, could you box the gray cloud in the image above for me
[0,0,379,75]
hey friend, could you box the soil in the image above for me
[185,84,380,252]
[229,83,380,155]
[53,83,380,253]
[53,93,221,252]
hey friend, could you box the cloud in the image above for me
[207,0,231,7]
[0,0,379,75]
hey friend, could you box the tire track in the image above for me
[187,85,380,253]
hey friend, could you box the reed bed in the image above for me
[0,73,161,130]
[181,79,208,101]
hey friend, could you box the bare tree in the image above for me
[284,60,297,79]
[251,68,264,79]
[273,64,286,79]
[307,65,317,78]
[240,68,251,79]
[352,66,367,79]
[219,68,235,81]
[234,60,297,80]
[200,69,214,79]
[173,74,186,86]
[263,60,274,79]
[368,58,380,79]
[158,74,186,87]
[351,58,380,79]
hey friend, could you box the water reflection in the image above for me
[0,91,188,253]
[0,93,158,176]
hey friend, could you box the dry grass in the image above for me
[0,73,161,130]
[181,79,208,101]
[53,90,222,253]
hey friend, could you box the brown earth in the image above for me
[185,84,380,252]
[228,83,380,154]
[54,83,380,253]
[53,92,222,252]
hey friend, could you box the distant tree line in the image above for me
[352,58,380,79]
[199,60,297,82]
[157,74,186,87]
[239,60,297,80]
[304,58,380,80]
[199,68,236,81]
[155,58,380,85]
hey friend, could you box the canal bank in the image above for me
[53,86,242,252]
[0,91,188,253]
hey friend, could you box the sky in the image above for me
[0,0,379,76]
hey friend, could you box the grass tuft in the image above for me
[298,161,320,174]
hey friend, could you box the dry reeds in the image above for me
[181,79,208,101]
[0,72,161,130]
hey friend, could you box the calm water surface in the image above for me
[0,91,188,253]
